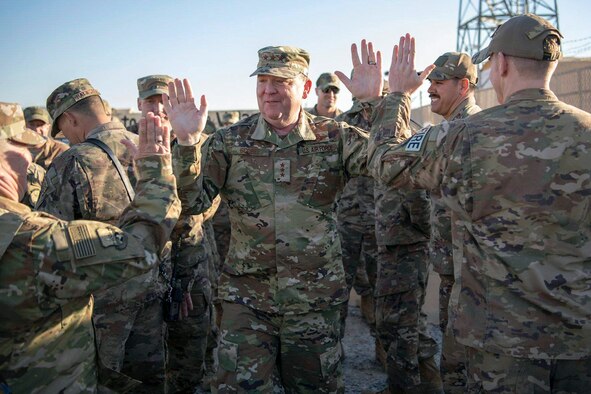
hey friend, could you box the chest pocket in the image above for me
[297,142,343,208]
[226,147,273,212]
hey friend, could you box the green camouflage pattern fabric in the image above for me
[250,46,310,79]
[0,154,180,394]
[23,106,51,124]
[166,195,220,392]
[307,104,342,117]
[35,121,168,390]
[334,99,379,337]
[428,95,481,393]
[464,347,591,392]
[214,302,343,393]
[173,109,369,315]
[21,163,45,208]
[430,96,481,277]
[368,88,591,359]
[9,128,70,170]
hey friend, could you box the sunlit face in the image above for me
[26,119,50,137]
[256,74,310,129]
[56,113,83,145]
[316,86,339,113]
[138,94,170,129]
[427,78,465,120]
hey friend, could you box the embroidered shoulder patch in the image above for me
[405,132,427,152]
[68,224,96,259]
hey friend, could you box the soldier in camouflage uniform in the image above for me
[134,74,217,392]
[423,52,482,392]
[307,72,343,118]
[0,102,180,393]
[11,106,70,170]
[0,107,48,208]
[36,79,168,392]
[334,97,380,340]
[166,43,381,392]
[365,14,591,392]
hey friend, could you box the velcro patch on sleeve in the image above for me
[404,132,427,152]
[68,224,96,260]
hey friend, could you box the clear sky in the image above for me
[1,0,589,112]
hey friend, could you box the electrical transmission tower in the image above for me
[457,0,559,54]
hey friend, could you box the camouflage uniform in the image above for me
[429,96,481,392]
[368,16,591,392]
[36,79,168,392]
[0,102,180,394]
[8,128,69,171]
[174,46,368,391]
[334,99,379,338]
[22,162,45,208]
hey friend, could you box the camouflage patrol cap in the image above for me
[23,106,51,125]
[250,46,310,79]
[222,111,240,124]
[316,72,340,91]
[46,78,100,137]
[472,13,563,64]
[0,102,45,146]
[137,74,174,99]
[428,52,478,86]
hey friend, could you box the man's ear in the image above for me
[497,52,509,77]
[137,98,142,112]
[302,79,313,99]
[459,78,470,95]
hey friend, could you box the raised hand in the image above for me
[122,112,170,159]
[388,33,435,95]
[335,39,383,101]
[162,78,208,145]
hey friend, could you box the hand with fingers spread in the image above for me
[121,112,170,159]
[388,33,436,95]
[162,78,208,145]
[335,39,383,101]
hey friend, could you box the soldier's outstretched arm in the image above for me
[368,34,444,190]
[163,78,208,146]
[35,113,181,299]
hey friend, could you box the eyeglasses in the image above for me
[322,86,339,94]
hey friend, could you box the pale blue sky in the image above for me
[1,0,589,112]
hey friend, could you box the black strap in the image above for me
[85,138,135,201]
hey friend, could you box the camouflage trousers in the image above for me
[167,290,212,393]
[213,301,344,393]
[93,273,167,393]
[437,274,467,393]
[338,221,378,338]
[120,296,168,393]
[465,348,591,393]
[375,244,442,394]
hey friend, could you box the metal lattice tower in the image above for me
[457,0,559,54]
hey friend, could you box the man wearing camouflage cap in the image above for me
[0,103,47,208]
[424,51,482,392]
[308,72,342,118]
[36,78,168,392]
[359,14,591,392]
[23,106,51,137]
[165,43,381,392]
[0,101,180,393]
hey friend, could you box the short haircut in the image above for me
[65,95,107,117]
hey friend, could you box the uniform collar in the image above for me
[449,96,477,121]
[252,108,317,149]
[86,121,126,140]
[505,88,558,104]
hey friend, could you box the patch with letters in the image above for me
[405,131,427,152]
[275,159,291,182]
[97,227,128,250]
[67,224,96,260]
[299,143,338,155]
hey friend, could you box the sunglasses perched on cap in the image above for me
[322,86,340,94]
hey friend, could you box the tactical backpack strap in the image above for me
[85,138,135,202]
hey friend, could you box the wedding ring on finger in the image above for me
[368,60,376,65]
[156,138,164,144]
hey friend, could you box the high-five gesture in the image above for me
[335,39,383,101]
[163,78,208,145]
[388,34,436,95]
[122,112,170,159]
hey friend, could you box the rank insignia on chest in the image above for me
[274,159,291,183]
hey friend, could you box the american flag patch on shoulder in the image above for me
[68,224,96,259]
